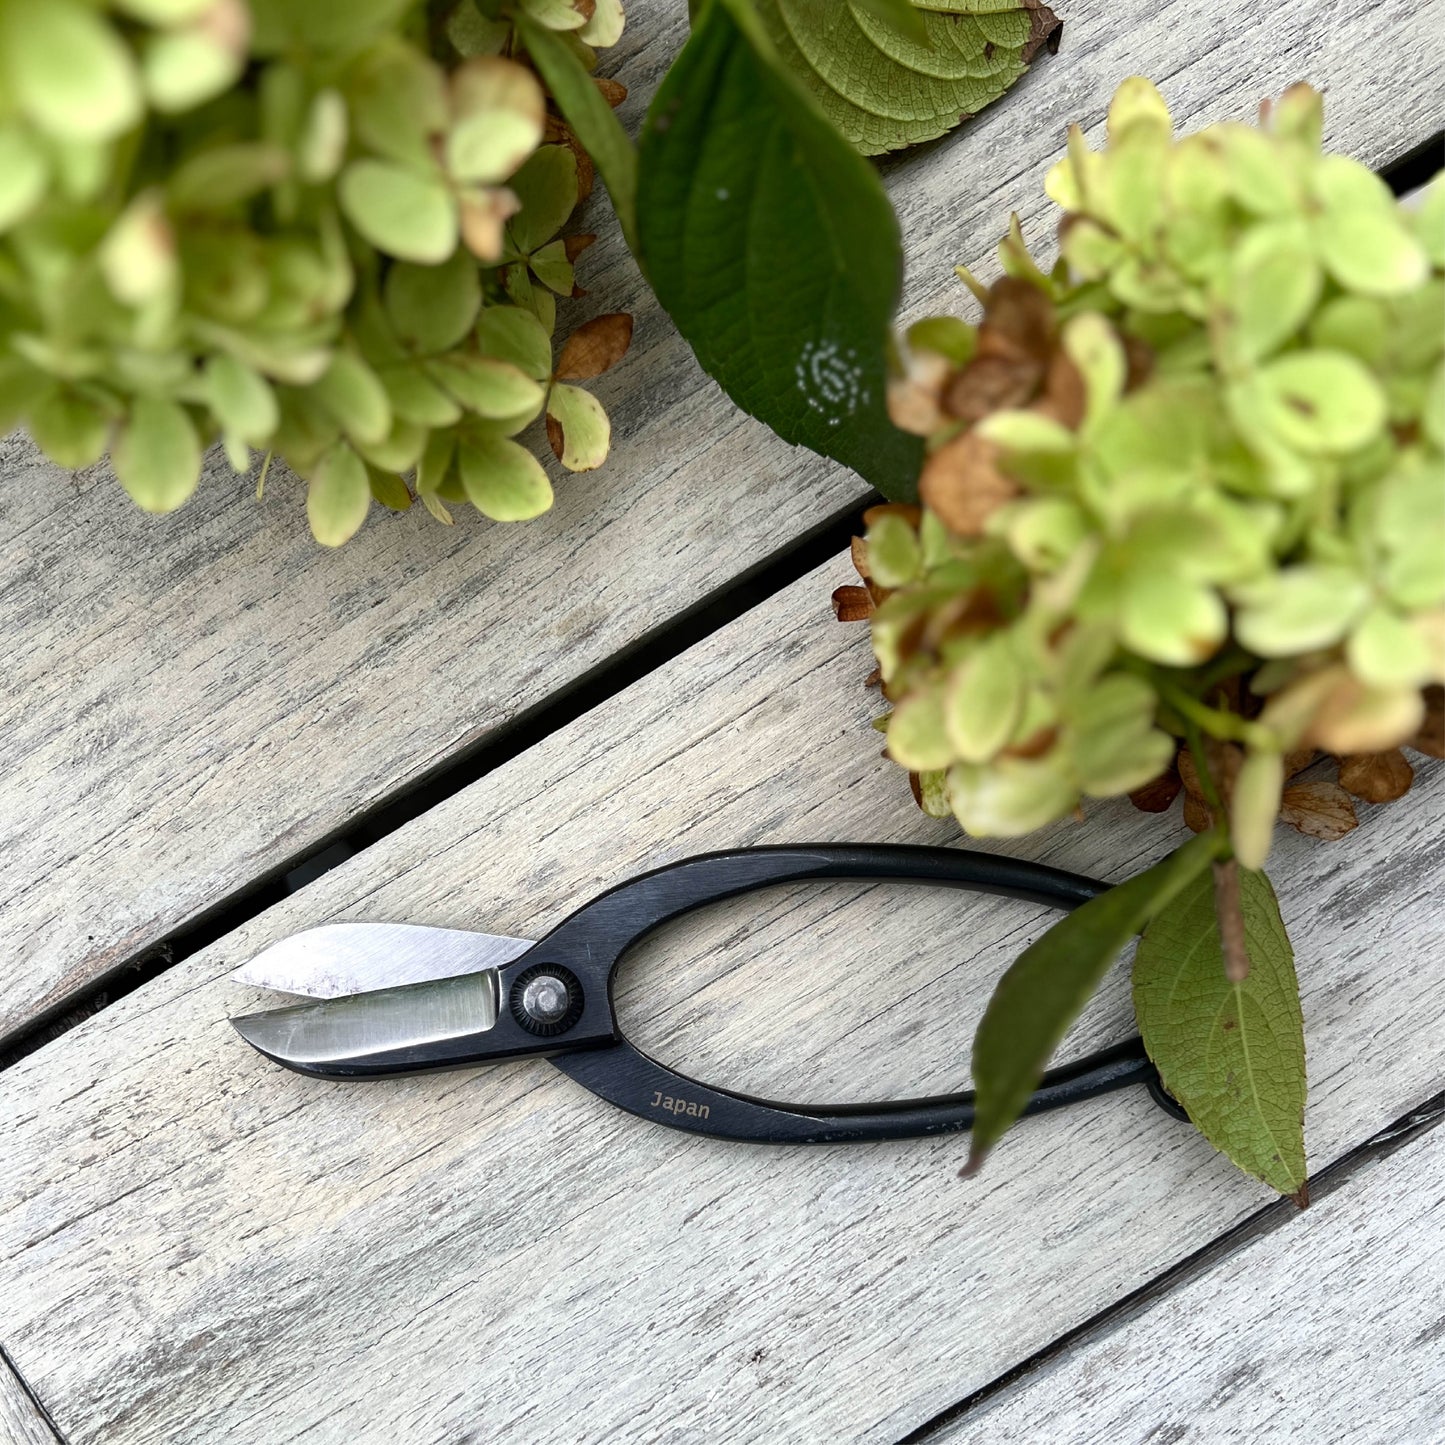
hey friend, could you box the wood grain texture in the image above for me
[0,1353,60,1445]
[1,552,1440,1445]
[2,0,1439,1039]
[935,1121,1445,1444]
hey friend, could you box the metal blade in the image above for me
[230,923,534,999]
[231,970,500,1067]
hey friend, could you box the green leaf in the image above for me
[545,382,610,470]
[338,161,458,265]
[848,0,928,47]
[516,12,638,251]
[30,387,109,470]
[205,355,279,444]
[967,831,1223,1171]
[754,0,1059,157]
[378,366,464,426]
[250,0,413,53]
[506,146,579,256]
[428,356,545,419]
[1240,350,1387,456]
[310,352,393,447]
[113,398,202,514]
[0,0,141,142]
[141,27,244,113]
[0,127,49,233]
[307,443,372,546]
[384,252,483,354]
[637,0,922,498]
[457,435,555,520]
[343,39,449,169]
[477,305,554,382]
[1133,867,1307,1197]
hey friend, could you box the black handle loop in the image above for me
[520,845,1177,1144]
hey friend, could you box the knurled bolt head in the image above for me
[521,974,570,1024]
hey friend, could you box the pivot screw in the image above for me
[509,964,583,1037]
[521,974,570,1025]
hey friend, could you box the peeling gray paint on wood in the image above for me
[0,554,1440,1445]
[934,1121,1445,1444]
[2,0,1439,1038]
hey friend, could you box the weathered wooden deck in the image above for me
[1,0,1441,1440]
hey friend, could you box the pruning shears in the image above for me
[231,845,1185,1144]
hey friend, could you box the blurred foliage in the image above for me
[839,79,1443,866]
[0,0,633,543]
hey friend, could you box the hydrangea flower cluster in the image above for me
[840,79,1443,865]
[0,0,631,543]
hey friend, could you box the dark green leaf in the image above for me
[848,0,928,48]
[968,831,1224,1171]
[637,0,922,498]
[516,12,638,251]
[1134,867,1307,1197]
[756,0,1060,157]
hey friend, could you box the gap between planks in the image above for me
[0,502,875,1072]
[901,1090,1445,1442]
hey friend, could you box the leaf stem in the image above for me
[1212,857,1250,982]
[1157,677,1272,750]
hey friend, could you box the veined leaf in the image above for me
[637,0,922,498]
[968,831,1223,1171]
[756,0,1061,157]
[1134,867,1307,1198]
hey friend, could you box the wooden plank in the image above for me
[934,1121,1445,1443]
[3,0,1439,1039]
[1,552,1440,1445]
[0,1353,61,1445]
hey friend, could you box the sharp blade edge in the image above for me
[231,970,501,1066]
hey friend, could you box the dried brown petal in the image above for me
[862,502,922,529]
[563,233,597,263]
[864,665,882,688]
[976,275,1056,364]
[943,355,1041,425]
[888,350,951,435]
[1279,780,1358,841]
[595,77,627,108]
[1002,725,1059,761]
[832,585,874,622]
[1337,749,1414,804]
[908,772,924,809]
[1122,333,1155,392]
[1038,348,1085,429]
[1409,685,1444,758]
[850,533,870,581]
[922,585,1004,650]
[1283,747,1319,779]
[1130,768,1183,813]
[1304,674,1424,756]
[544,115,594,202]
[1182,791,1213,833]
[919,430,1017,536]
[459,186,520,262]
[545,411,564,462]
[1177,742,1241,808]
[556,312,633,379]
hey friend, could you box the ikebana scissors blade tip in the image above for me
[231,970,503,1072]
[231,921,535,999]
